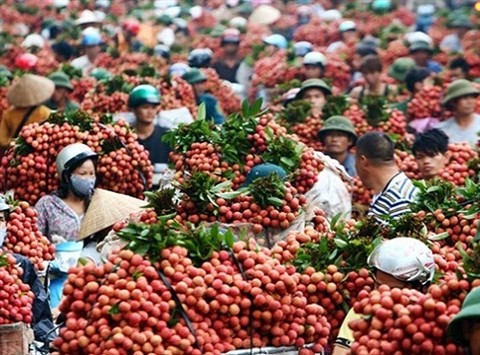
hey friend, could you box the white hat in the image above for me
[230,16,248,29]
[154,0,177,9]
[190,5,203,19]
[165,6,181,18]
[95,0,110,8]
[22,34,45,49]
[339,20,356,32]
[320,9,342,22]
[303,51,328,66]
[405,31,433,46]
[75,10,100,26]
[248,5,281,26]
[157,27,175,47]
[93,10,106,22]
[52,0,69,8]
[417,4,435,16]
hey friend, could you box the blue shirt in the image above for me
[342,153,357,177]
[427,60,442,74]
[198,93,225,125]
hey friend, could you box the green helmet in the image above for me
[89,68,112,81]
[318,116,357,144]
[243,164,287,187]
[442,79,480,106]
[388,57,416,82]
[295,78,332,100]
[48,71,73,91]
[128,85,161,108]
[447,287,480,345]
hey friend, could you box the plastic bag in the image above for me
[304,152,353,220]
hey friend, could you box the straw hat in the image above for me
[248,5,281,26]
[78,189,145,240]
[7,74,55,108]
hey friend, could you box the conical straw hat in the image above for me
[248,5,281,26]
[7,74,55,108]
[78,189,146,240]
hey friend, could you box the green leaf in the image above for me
[225,230,235,248]
[267,197,284,207]
[197,102,206,121]
[428,232,450,241]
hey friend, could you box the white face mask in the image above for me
[0,226,7,246]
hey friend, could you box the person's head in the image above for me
[412,129,450,179]
[56,143,98,199]
[409,40,433,67]
[262,34,287,55]
[450,18,474,38]
[404,67,433,94]
[52,40,74,62]
[294,41,313,58]
[122,18,140,37]
[339,20,358,44]
[295,79,331,112]
[318,116,357,157]
[188,48,213,68]
[359,55,383,87]
[447,287,480,354]
[182,68,208,96]
[388,57,416,83]
[442,79,480,116]
[368,237,435,290]
[221,28,241,56]
[352,44,378,71]
[48,71,74,103]
[303,51,327,79]
[81,29,102,60]
[128,85,161,124]
[355,132,396,189]
[449,58,470,81]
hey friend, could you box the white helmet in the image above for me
[405,31,433,46]
[320,9,342,22]
[368,237,435,285]
[75,10,100,26]
[303,51,328,67]
[339,20,356,32]
[229,17,248,30]
[56,144,97,179]
[22,34,45,49]
[53,0,69,8]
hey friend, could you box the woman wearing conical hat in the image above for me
[0,74,54,151]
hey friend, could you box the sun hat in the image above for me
[447,287,480,345]
[409,40,433,53]
[75,10,100,26]
[248,5,281,26]
[181,68,207,84]
[7,74,55,108]
[48,71,73,91]
[442,79,480,105]
[295,78,332,99]
[318,116,357,144]
[78,189,145,240]
[388,57,416,82]
[320,9,342,22]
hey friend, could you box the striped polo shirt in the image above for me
[369,172,418,221]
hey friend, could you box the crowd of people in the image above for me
[0,0,480,354]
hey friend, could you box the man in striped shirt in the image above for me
[355,132,418,222]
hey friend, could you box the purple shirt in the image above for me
[35,195,83,242]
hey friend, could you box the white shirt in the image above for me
[435,114,480,146]
[71,55,94,75]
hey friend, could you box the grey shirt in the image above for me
[435,114,480,146]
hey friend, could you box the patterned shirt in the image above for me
[35,195,83,242]
[369,172,418,221]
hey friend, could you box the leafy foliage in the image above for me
[322,95,350,119]
[278,100,312,126]
[359,95,389,127]
[246,173,286,208]
[143,188,178,216]
[410,179,459,213]
[262,130,303,174]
